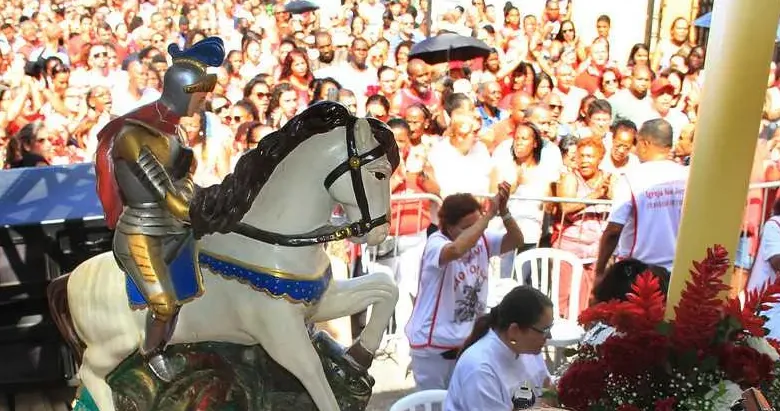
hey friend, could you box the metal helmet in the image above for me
[160,37,226,116]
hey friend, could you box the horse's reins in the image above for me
[232,117,388,247]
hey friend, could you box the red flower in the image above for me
[559,244,780,409]
[599,332,669,376]
[723,297,766,337]
[654,397,676,411]
[557,360,608,410]
[671,245,731,352]
[720,343,776,387]
[579,272,666,334]
[727,276,780,338]
[579,299,625,327]
[768,338,780,356]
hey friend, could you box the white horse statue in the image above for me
[47,102,401,411]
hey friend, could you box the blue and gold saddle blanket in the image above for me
[126,240,332,308]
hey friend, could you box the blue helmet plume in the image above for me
[167,36,226,68]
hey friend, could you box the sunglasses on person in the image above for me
[223,115,245,124]
[256,91,270,99]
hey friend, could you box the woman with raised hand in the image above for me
[406,184,524,390]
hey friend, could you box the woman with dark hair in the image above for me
[532,71,553,101]
[445,286,554,410]
[265,82,299,129]
[243,75,272,123]
[491,123,554,280]
[571,93,598,132]
[406,187,524,390]
[592,258,669,304]
[627,43,650,69]
[584,258,669,346]
[574,98,612,140]
[277,47,313,110]
[309,77,342,105]
[7,121,51,168]
[365,94,390,123]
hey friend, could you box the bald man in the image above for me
[394,59,442,115]
[479,91,533,153]
[310,31,347,72]
[608,65,653,126]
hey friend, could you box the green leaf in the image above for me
[656,321,672,336]
[540,388,558,400]
[699,355,719,372]
[678,349,698,370]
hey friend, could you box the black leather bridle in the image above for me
[233,117,389,247]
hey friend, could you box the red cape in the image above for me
[95,101,181,229]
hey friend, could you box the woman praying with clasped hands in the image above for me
[405,183,525,390]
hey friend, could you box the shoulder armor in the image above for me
[115,122,172,166]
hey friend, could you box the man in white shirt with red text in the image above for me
[595,118,689,283]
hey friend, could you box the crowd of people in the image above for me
[3,0,780,406]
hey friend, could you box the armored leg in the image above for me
[114,233,181,382]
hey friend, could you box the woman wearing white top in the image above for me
[406,185,525,390]
[445,286,554,411]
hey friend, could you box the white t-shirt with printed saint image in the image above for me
[406,230,504,353]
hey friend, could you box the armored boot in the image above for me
[141,307,181,382]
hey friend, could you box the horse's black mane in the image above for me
[189,101,398,239]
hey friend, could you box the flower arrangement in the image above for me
[556,245,780,411]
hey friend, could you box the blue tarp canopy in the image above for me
[693,12,780,42]
[0,163,104,227]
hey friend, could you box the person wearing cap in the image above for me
[637,77,690,143]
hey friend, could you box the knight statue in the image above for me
[94,37,226,382]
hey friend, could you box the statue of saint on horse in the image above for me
[92,36,225,382]
[47,36,400,411]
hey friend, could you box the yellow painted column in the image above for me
[665,0,780,320]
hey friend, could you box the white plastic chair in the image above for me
[487,277,521,312]
[513,248,586,367]
[389,389,448,411]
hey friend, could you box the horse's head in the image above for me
[189,101,399,247]
[324,115,399,246]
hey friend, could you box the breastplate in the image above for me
[112,120,194,236]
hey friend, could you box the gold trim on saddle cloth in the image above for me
[196,249,326,280]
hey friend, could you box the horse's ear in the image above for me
[354,118,375,152]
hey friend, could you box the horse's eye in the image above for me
[373,172,387,180]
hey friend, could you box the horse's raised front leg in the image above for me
[309,272,399,368]
[245,298,341,411]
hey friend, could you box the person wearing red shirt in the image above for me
[393,59,441,116]
[575,37,611,95]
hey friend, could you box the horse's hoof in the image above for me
[146,353,181,383]
[344,342,374,371]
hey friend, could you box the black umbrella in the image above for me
[284,0,319,14]
[408,33,492,65]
